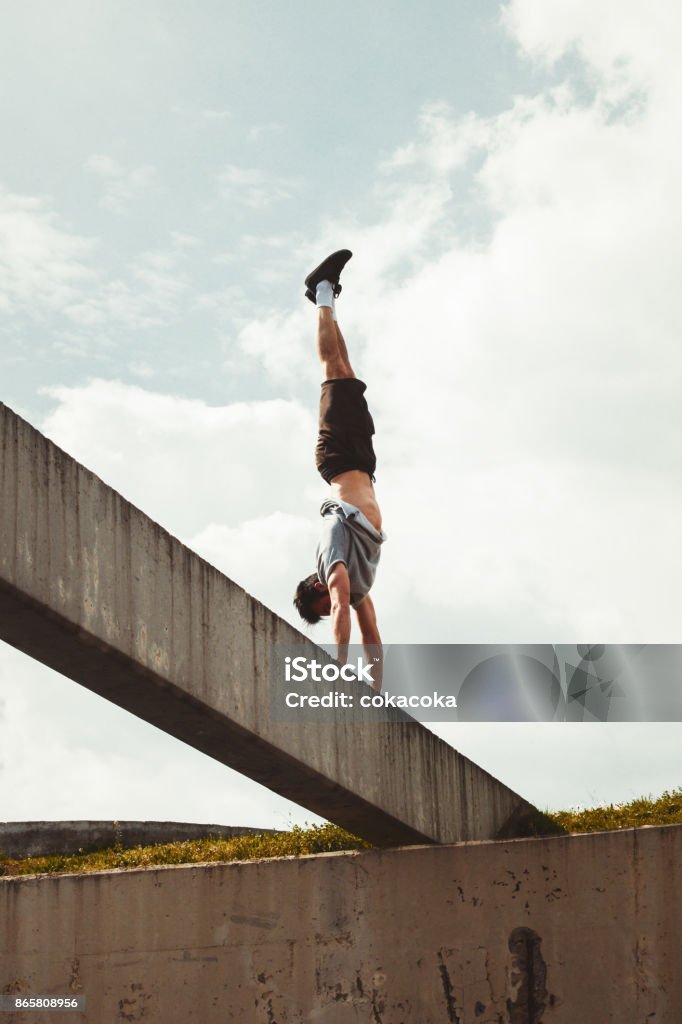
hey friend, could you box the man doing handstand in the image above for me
[293,249,385,691]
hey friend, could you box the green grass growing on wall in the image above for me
[1,788,680,879]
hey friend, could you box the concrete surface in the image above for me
[0,821,281,860]
[0,401,557,847]
[1,824,680,1022]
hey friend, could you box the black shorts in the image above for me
[315,378,377,484]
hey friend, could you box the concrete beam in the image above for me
[0,402,557,846]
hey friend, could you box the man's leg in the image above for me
[316,283,355,380]
[333,319,355,377]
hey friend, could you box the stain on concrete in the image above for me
[169,949,218,963]
[68,957,83,992]
[118,981,151,1021]
[437,950,461,1023]
[230,912,279,929]
[370,989,386,1023]
[332,982,351,1002]
[1,978,30,996]
[506,927,547,1024]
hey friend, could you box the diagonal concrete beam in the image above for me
[0,402,560,846]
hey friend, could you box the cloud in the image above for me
[248,122,284,142]
[131,248,189,308]
[57,249,191,334]
[216,164,299,210]
[0,641,316,826]
[85,154,157,213]
[189,512,319,619]
[0,183,201,344]
[13,0,680,642]
[169,230,201,249]
[0,186,95,319]
[501,0,682,96]
[201,109,232,121]
[41,379,321,554]
[432,720,682,811]
[232,0,682,641]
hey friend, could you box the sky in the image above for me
[1,0,681,829]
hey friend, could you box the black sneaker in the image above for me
[304,249,352,303]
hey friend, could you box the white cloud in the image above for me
[132,248,189,308]
[201,109,232,121]
[62,246,194,333]
[431,721,682,811]
[0,184,201,339]
[128,360,155,379]
[238,307,316,385]
[17,0,680,643]
[384,103,491,176]
[216,164,298,210]
[85,153,157,212]
[248,122,284,142]
[501,0,682,93]
[189,512,319,620]
[41,379,321,553]
[233,0,682,641]
[169,230,201,249]
[0,186,95,318]
[0,642,317,827]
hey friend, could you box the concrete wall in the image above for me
[0,822,281,860]
[1,824,679,1023]
[0,400,556,847]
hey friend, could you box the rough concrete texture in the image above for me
[0,821,281,860]
[1,824,680,1023]
[0,401,556,847]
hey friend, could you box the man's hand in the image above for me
[327,568,383,691]
[327,562,351,664]
[354,594,383,692]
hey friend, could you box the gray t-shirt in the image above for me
[316,498,386,606]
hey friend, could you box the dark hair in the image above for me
[294,572,323,625]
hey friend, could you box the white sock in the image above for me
[331,293,338,322]
[315,280,334,309]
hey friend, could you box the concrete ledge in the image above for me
[2,824,680,1021]
[0,401,557,846]
[0,821,281,859]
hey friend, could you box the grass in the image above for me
[0,822,372,879]
[549,786,682,834]
[1,788,680,879]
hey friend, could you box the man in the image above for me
[293,249,385,691]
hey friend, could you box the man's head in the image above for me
[293,573,331,624]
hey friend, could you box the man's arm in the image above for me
[354,594,383,692]
[327,562,351,665]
